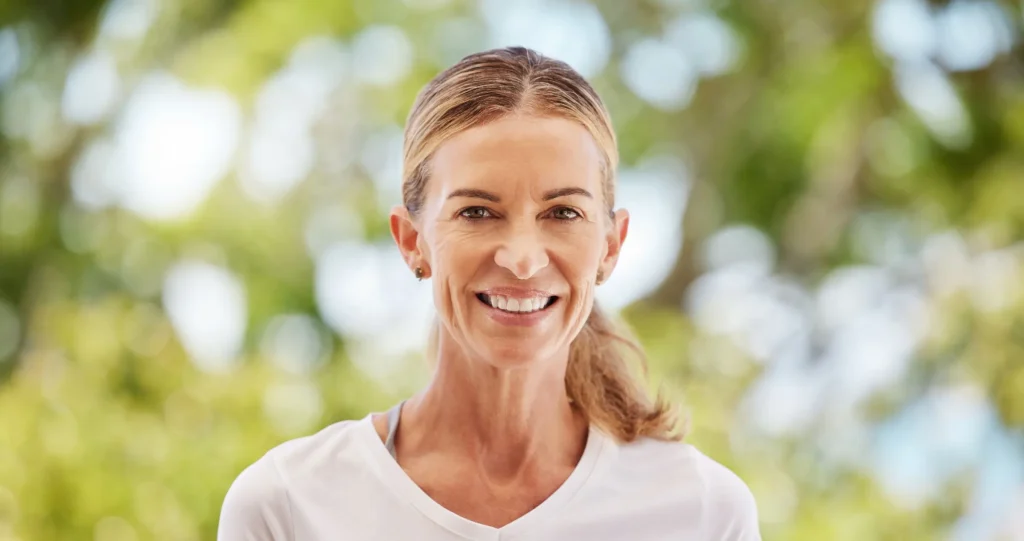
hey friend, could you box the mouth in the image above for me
[475,293,559,314]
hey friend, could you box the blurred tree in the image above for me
[0,0,1022,540]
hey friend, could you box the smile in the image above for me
[475,293,558,314]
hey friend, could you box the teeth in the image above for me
[484,294,550,314]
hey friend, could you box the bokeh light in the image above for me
[1,0,1022,539]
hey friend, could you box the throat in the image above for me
[400,390,589,477]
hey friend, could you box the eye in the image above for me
[550,207,582,221]
[458,206,494,220]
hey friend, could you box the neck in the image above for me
[400,337,588,481]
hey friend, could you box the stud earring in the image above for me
[414,267,425,281]
[596,270,604,284]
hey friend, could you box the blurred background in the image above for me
[0,0,1022,539]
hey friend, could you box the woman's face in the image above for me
[392,115,628,368]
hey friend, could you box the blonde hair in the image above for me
[402,46,684,443]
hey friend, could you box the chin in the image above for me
[472,336,562,370]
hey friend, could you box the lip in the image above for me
[476,286,557,299]
[474,291,559,327]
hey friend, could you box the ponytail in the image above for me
[402,47,684,443]
[565,304,685,443]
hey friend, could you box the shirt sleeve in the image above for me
[217,453,293,541]
[700,459,762,541]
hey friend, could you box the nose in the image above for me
[493,224,550,280]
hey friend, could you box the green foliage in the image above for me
[1,0,1023,539]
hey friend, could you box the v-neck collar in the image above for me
[355,412,615,541]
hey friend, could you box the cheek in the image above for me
[553,228,605,323]
[428,229,487,316]
[550,227,605,280]
[430,228,486,276]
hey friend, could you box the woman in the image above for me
[219,46,761,540]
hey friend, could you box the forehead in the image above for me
[429,115,604,197]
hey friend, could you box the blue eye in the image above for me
[459,207,493,220]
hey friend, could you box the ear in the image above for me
[390,204,425,272]
[599,208,629,280]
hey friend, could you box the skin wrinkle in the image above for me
[426,121,605,363]
[389,116,627,485]
[384,57,681,511]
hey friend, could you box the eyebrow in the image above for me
[542,187,593,200]
[446,188,501,202]
[445,187,593,202]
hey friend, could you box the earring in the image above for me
[414,267,425,281]
[596,270,604,284]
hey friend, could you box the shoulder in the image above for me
[615,438,761,540]
[685,445,761,539]
[218,449,291,541]
[217,419,367,541]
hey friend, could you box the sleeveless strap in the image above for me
[383,400,405,459]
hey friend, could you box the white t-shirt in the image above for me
[218,413,761,540]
